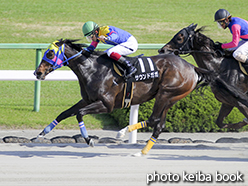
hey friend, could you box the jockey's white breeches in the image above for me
[105,36,138,56]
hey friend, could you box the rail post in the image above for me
[33,49,42,112]
[129,105,139,143]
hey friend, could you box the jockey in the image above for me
[214,9,248,63]
[82,21,138,78]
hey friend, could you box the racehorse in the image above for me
[34,39,221,155]
[158,24,248,130]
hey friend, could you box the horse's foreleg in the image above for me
[39,119,58,136]
[216,103,233,128]
[37,100,85,138]
[76,100,109,146]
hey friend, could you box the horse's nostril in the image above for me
[36,72,42,76]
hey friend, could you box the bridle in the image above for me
[42,41,82,71]
[167,28,215,56]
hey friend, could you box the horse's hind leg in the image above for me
[139,83,194,155]
[141,106,169,155]
[116,121,148,139]
[118,96,172,155]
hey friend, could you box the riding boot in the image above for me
[117,56,137,78]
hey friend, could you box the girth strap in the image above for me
[122,79,134,108]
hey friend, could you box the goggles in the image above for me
[217,21,225,29]
[86,34,94,42]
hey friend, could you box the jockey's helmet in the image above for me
[214,9,231,22]
[82,21,99,37]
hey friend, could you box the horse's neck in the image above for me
[191,33,221,71]
[192,53,221,72]
[68,56,94,80]
[68,55,112,84]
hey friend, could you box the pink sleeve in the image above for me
[222,24,241,49]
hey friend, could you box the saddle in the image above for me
[113,56,159,108]
[238,62,248,75]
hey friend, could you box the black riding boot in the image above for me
[118,56,137,78]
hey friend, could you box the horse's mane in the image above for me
[194,27,233,57]
[194,27,215,50]
[63,39,87,52]
[63,39,105,56]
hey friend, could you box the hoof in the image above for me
[88,138,95,147]
[34,135,44,143]
[132,152,144,157]
[243,118,248,124]
[116,127,128,139]
[225,122,248,130]
[85,137,94,147]
[89,139,94,147]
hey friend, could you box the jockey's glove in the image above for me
[214,42,223,50]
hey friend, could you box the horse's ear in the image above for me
[188,23,194,27]
[188,23,197,30]
[193,24,198,30]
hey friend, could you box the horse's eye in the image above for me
[177,37,182,41]
[177,34,184,44]
[46,50,55,59]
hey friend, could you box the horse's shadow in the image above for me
[0,143,118,158]
[2,143,248,162]
[107,143,230,150]
[107,144,248,162]
[0,150,102,158]
[147,154,248,162]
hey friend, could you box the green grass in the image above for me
[0,0,248,129]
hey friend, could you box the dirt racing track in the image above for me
[0,130,248,186]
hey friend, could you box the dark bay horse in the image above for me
[158,24,248,130]
[35,39,217,155]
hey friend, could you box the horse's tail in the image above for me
[194,66,248,108]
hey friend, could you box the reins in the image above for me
[166,48,215,57]
[63,49,82,66]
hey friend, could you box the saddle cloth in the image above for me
[113,57,159,82]
[113,56,159,108]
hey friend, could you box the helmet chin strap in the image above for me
[224,21,229,29]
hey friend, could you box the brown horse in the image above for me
[158,24,248,130]
[34,39,217,155]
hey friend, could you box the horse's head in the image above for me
[158,23,198,55]
[34,39,82,80]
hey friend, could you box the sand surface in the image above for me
[0,130,248,186]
